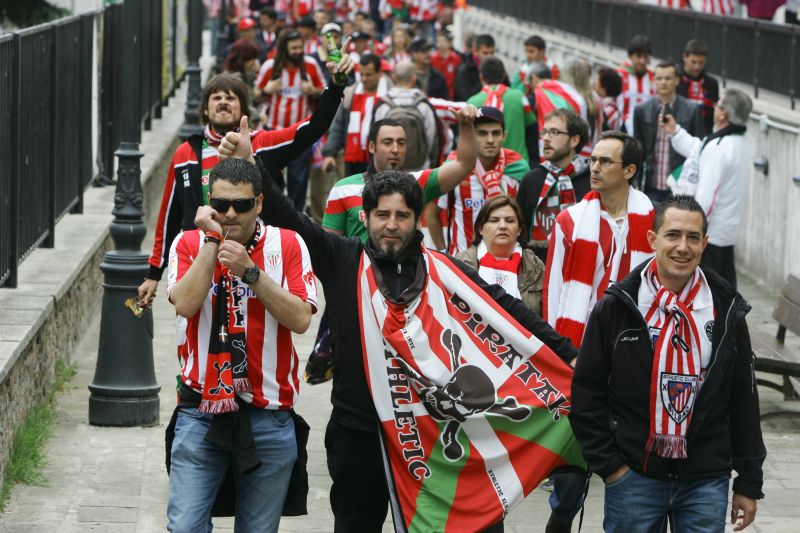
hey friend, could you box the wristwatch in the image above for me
[242,266,260,285]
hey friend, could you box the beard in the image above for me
[370,229,414,261]
[288,53,303,65]
[546,144,572,164]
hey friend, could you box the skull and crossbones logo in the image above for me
[396,329,530,461]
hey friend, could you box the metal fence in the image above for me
[470,0,799,108]
[0,0,187,288]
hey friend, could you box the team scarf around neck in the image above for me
[481,84,508,110]
[357,246,585,532]
[476,241,522,298]
[531,156,587,241]
[199,222,263,413]
[203,123,258,147]
[546,188,653,348]
[475,147,508,197]
[638,258,714,459]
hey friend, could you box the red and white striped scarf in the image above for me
[530,157,586,242]
[638,259,714,459]
[544,189,654,347]
[476,147,507,197]
[344,77,389,163]
[481,84,509,110]
[203,124,257,147]
[477,241,522,298]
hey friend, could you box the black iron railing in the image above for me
[0,0,187,288]
[470,0,799,107]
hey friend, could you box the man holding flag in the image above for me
[217,108,585,532]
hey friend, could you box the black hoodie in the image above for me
[569,260,765,499]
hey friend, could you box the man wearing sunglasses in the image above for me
[138,48,355,310]
[165,158,317,532]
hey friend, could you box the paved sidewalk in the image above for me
[1,262,798,532]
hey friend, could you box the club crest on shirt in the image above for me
[660,372,698,424]
[704,321,714,343]
[264,251,281,270]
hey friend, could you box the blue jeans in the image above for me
[286,148,312,212]
[604,469,729,533]
[549,468,588,524]
[167,407,297,533]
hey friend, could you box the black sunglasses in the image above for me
[209,197,256,213]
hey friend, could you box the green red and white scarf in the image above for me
[199,224,262,413]
[358,247,585,532]
[638,258,714,459]
[477,241,522,299]
[530,156,586,242]
[476,145,507,197]
[480,83,509,110]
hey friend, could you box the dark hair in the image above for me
[597,66,623,98]
[524,35,545,50]
[199,74,250,125]
[438,31,453,43]
[368,118,404,146]
[654,61,679,77]
[475,34,495,50]
[598,130,644,178]
[529,61,551,81]
[272,30,306,80]
[359,53,382,72]
[362,170,424,220]
[683,38,709,57]
[480,57,507,85]
[209,159,263,196]
[627,34,652,56]
[544,108,590,153]
[472,195,527,247]
[653,194,708,235]
[355,10,369,18]
[222,38,260,73]
[260,7,277,19]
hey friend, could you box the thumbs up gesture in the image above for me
[218,115,255,164]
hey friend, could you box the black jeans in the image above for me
[325,416,504,532]
[701,243,737,291]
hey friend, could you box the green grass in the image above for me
[0,358,77,511]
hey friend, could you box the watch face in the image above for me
[244,266,260,284]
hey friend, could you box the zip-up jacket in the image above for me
[569,261,766,499]
[258,173,578,432]
[146,83,345,281]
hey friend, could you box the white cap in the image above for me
[321,22,342,36]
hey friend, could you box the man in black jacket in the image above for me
[409,37,449,99]
[454,34,496,102]
[570,194,765,532]
[218,120,579,531]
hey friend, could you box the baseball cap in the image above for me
[351,30,370,41]
[238,17,257,31]
[476,106,505,129]
[297,16,316,29]
[320,22,342,36]
[409,38,433,53]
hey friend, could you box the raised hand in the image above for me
[194,205,223,235]
[218,115,255,164]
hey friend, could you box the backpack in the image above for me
[380,92,431,171]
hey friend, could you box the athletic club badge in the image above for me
[704,321,714,343]
[660,372,698,424]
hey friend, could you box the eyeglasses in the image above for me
[209,197,257,213]
[539,128,570,138]
[589,156,624,167]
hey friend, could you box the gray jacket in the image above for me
[633,94,704,190]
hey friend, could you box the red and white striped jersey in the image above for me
[657,0,690,7]
[616,62,654,134]
[436,149,526,254]
[701,0,736,15]
[255,56,326,130]
[304,38,320,56]
[167,220,318,410]
[409,0,441,21]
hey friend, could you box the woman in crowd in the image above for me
[221,38,263,128]
[562,58,597,134]
[385,24,412,68]
[593,66,624,140]
[456,195,544,314]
